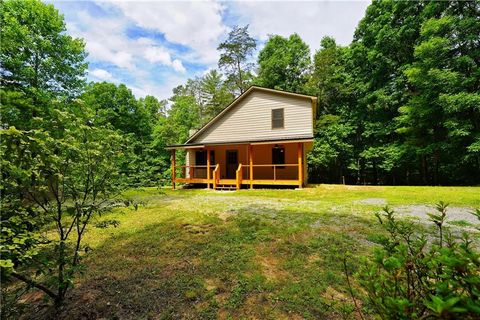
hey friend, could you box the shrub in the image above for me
[358,203,480,319]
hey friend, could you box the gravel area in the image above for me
[354,198,388,205]
[394,205,478,226]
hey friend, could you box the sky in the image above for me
[51,0,370,100]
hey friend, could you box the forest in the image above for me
[1,0,479,317]
[2,1,478,188]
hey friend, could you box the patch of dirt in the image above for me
[17,290,45,304]
[181,223,214,234]
[204,278,220,292]
[218,209,237,221]
[214,291,229,304]
[256,251,289,282]
[307,253,321,263]
[322,286,349,303]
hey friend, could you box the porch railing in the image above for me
[174,165,215,179]
[212,164,220,189]
[235,164,243,190]
[235,163,300,189]
[244,164,299,181]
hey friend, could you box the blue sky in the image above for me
[52,0,369,100]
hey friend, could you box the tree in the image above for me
[399,1,480,185]
[1,101,128,308]
[256,33,311,93]
[80,82,152,140]
[0,0,132,309]
[200,69,234,121]
[140,95,168,119]
[0,0,87,102]
[218,25,256,94]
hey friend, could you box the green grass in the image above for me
[31,185,480,319]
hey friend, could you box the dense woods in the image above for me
[3,0,477,188]
[1,0,479,315]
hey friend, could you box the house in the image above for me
[166,86,317,190]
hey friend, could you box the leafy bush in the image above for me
[358,203,480,319]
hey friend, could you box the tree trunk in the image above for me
[433,150,439,185]
[421,155,428,185]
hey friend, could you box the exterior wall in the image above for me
[250,143,298,180]
[192,91,313,144]
[185,150,195,178]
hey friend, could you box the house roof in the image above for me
[165,136,314,150]
[181,86,317,145]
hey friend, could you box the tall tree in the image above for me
[0,0,87,99]
[306,37,357,183]
[346,0,427,185]
[256,33,311,93]
[200,69,234,121]
[140,95,168,119]
[1,1,130,309]
[399,1,480,184]
[81,82,152,141]
[218,25,256,94]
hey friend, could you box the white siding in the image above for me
[191,91,313,144]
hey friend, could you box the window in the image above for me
[272,145,285,167]
[195,150,206,165]
[195,150,215,166]
[272,108,284,129]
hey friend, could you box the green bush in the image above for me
[358,203,480,319]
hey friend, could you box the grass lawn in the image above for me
[22,185,480,319]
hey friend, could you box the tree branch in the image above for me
[11,272,58,300]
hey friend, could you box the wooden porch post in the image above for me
[171,149,176,190]
[249,144,253,189]
[206,148,211,189]
[297,143,303,188]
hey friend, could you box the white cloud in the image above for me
[54,0,368,101]
[229,1,369,51]
[144,46,186,73]
[172,59,186,73]
[101,0,228,64]
[90,68,114,81]
[66,10,186,73]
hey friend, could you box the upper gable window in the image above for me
[272,108,284,129]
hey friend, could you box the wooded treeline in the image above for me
[0,0,478,311]
[2,0,479,188]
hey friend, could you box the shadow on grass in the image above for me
[25,204,382,319]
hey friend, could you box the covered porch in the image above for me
[168,139,311,190]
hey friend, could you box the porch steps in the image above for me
[215,184,237,191]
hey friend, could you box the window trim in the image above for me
[271,108,285,129]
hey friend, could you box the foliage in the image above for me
[399,2,480,185]
[0,0,87,102]
[256,33,311,93]
[218,25,256,94]
[200,69,234,121]
[0,105,129,307]
[0,0,130,309]
[358,204,480,319]
[79,82,163,186]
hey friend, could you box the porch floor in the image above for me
[175,178,299,186]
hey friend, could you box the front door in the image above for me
[226,150,238,179]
